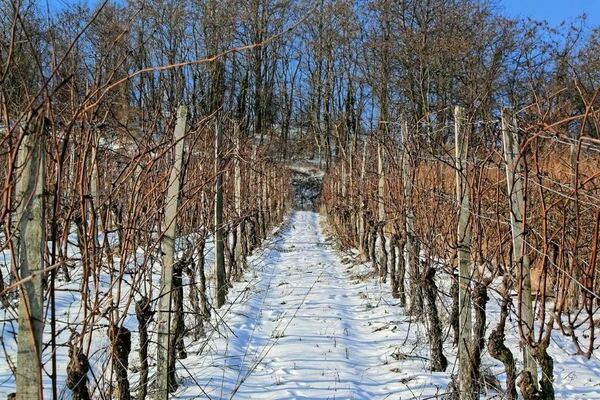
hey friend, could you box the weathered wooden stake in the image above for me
[401,118,421,315]
[357,139,368,259]
[156,105,187,399]
[214,118,227,308]
[15,116,46,400]
[455,105,474,400]
[234,123,244,272]
[377,141,388,280]
[501,107,537,386]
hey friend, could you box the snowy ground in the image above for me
[180,211,450,399]
[2,210,600,399]
[176,211,600,399]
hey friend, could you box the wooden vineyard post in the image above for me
[358,138,368,259]
[234,121,245,272]
[15,116,46,400]
[454,105,474,399]
[501,107,537,386]
[214,117,227,308]
[401,117,421,315]
[377,140,387,280]
[156,105,187,399]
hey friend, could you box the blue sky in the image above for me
[42,0,600,28]
[501,0,600,26]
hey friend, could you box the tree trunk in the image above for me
[471,283,488,394]
[135,297,152,400]
[369,220,377,270]
[532,319,555,400]
[396,229,407,307]
[66,343,90,400]
[240,219,249,268]
[389,234,399,298]
[487,296,518,400]
[407,241,423,317]
[377,224,388,282]
[449,272,460,347]
[185,263,205,340]
[224,226,236,282]
[108,325,131,400]
[173,261,186,362]
[423,264,447,372]
[197,235,210,319]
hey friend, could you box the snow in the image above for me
[180,211,450,399]
[2,210,600,399]
[175,211,600,399]
[288,162,325,179]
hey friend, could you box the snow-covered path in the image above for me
[3,210,598,399]
[181,211,443,399]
